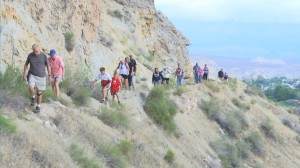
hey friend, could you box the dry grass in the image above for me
[0,113,17,134]
[231,98,251,110]
[70,144,103,168]
[204,81,220,93]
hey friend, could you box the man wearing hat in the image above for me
[48,49,64,97]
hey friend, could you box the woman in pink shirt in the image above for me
[48,49,64,97]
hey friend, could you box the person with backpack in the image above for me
[218,69,224,80]
[128,55,137,91]
[175,63,184,86]
[199,66,203,83]
[111,72,121,104]
[152,68,163,85]
[161,66,171,85]
[115,57,129,91]
[224,72,229,81]
[203,64,209,81]
[48,49,64,97]
[23,44,51,113]
[193,63,200,83]
[90,67,112,104]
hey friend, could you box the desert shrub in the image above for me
[42,88,56,101]
[173,86,187,96]
[97,143,126,168]
[200,98,222,120]
[245,131,265,157]
[99,35,113,47]
[244,86,265,97]
[281,118,293,129]
[108,10,123,20]
[210,139,243,168]
[118,140,133,155]
[231,98,250,110]
[70,144,102,168]
[114,0,125,5]
[251,99,257,105]
[232,110,249,128]
[260,118,277,140]
[227,78,238,92]
[71,88,91,106]
[204,81,220,92]
[140,77,147,81]
[0,113,17,134]
[0,65,27,96]
[64,31,75,52]
[225,113,242,137]
[164,149,175,163]
[98,107,128,128]
[144,86,177,133]
[235,139,251,159]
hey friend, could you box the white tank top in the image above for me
[119,63,128,75]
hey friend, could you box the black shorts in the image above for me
[121,74,128,79]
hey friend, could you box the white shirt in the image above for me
[95,72,112,81]
[119,63,129,75]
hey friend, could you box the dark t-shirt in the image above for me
[128,59,137,74]
[25,52,48,77]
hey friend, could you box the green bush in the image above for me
[210,139,243,168]
[226,78,238,92]
[42,88,56,102]
[144,86,177,134]
[164,149,175,163]
[204,81,220,92]
[108,10,123,20]
[251,99,257,105]
[235,139,251,159]
[119,140,133,155]
[260,118,277,140]
[225,113,242,137]
[64,31,75,52]
[114,0,125,5]
[200,98,222,120]
[71,88,91,106]
[70,144,102,168]
[97,143,126,168]
[231,98,251,110]
[173,86,187,96]
[0,65,27,96]
[245,131,265,157]
[98,107,128,128]
[244,86,265,97]
[0,113,17,134]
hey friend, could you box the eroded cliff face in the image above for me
[0,0,190,75]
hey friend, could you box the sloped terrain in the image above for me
[1,79,300,168]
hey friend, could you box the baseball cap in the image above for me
[50,49,56,57]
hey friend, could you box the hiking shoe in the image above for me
[100,99,105,103]
[31,97,35,106]
[35,106,40,113]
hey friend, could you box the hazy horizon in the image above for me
[155,0,300,78]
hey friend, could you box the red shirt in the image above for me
[111,77,121,93]
[48,56,64,77]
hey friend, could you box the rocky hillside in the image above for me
[0,0,190,75]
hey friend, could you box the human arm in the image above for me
[23,63,29,81]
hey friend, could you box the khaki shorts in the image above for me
[52,75,63,83]
[28,74,46,91]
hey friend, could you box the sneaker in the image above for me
[35,106,40,113]
[31,97,35,106]
[100,99,105,103]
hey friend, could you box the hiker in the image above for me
[90,67,112,103]
[203,64,209,81]
[152,68,163,85]
[116,57,129,91]
[161,66,171,85]
[23,44,51,113]
[128,55,137,90]
[111,72,121,104]
[175,63,184,86]
[218,69,224,80]
[224,72,229,81]
[193,63,200,83]
[48,49,64,97]
[199,66,203,83]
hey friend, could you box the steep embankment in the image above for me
[0,0,190,75]
[1,79,300,168]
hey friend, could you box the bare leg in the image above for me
[37,90,42,105]
[29,86,35,97]
[54,80,60,97]
[124,79,128,90]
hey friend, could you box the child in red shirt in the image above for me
[111,72,121,104]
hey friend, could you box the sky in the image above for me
[155,0,300,77]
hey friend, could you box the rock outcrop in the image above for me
[0,0,190,75]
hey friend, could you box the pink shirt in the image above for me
[48,56,64,77]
